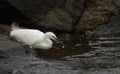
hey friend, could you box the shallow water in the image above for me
[36,33,120,60]
[36,33,92,59]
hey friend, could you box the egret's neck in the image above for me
[33,35,53,49]
[44,35,52,44]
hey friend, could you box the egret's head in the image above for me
[45,32,58,41]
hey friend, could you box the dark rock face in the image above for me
[114,0,120,7]
[0,0,119,32]
[0,0,40,30]
[6,0,86,32]
[76,0,119,32]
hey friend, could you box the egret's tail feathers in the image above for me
[11,22,20,31]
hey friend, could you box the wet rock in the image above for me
[6,0,86,32]
[83,68,120,74]
[94,15,120,37]
[0,35,25,57]
[1,29,120,74]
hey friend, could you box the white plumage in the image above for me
[10,22,57,49]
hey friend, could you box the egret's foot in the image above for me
[9,36,17,42]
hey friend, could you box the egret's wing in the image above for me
[10,29,44,45]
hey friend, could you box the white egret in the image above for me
[10,22,57,50]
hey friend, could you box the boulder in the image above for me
[6,0,86,32]
[114,0,120,7]
[76,0,119,32]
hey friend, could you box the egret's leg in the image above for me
[24,45,31,53]
[29,46,33,49]
[24,45,37,56]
